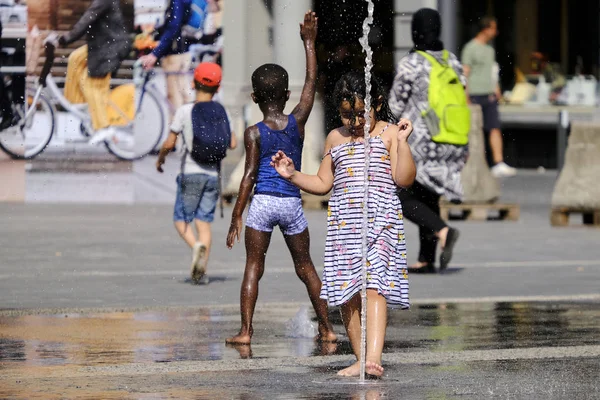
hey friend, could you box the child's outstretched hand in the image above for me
[299,10,318,43]
[397,118,414,142]
[271,150,296,180]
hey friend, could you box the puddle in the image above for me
[0,302,598,370]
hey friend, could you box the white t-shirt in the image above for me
[170,102,231,176]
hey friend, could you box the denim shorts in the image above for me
[246,194,308,236]
[173,173,219,223]
[470,94,501,131]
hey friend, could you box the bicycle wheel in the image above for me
[0,89,55,159]
[105,85,166,161]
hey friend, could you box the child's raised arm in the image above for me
[291,11,318,133]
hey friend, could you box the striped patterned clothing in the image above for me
[320,128,409,309]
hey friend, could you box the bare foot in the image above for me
[225,332,251,345]
[337,361,361,377]
[316,341,338,356]
[409,261,429,269]
[226,343,253,359]
[365,361,384,378]
[315,329,338,343]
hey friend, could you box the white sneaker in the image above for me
[89,127,118,146]
[111,129,134,149]
[191,242,207,284]
[491,162,517,178]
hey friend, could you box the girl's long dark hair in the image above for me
[333,71,397,124]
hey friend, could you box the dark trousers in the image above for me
[0,73,11,119]
[398,181,447,265]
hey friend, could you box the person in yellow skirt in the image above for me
[57,0,131,145]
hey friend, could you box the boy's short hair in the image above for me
[251,64,289,103]
[194,62,221,94]
[194,81,219,94]
[478,16,496,32]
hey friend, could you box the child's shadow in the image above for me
[181,276,231,285]
[439,267,464,275]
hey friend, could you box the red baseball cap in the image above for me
[194,62,222,87]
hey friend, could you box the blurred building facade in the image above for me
[222,0,600,171]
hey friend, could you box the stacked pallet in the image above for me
[440,201,520,221]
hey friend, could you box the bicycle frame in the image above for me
[23,43,90,135]
[33,42,134,136]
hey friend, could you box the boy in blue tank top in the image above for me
[226,11,336,346]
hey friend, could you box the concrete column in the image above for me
[221,0,250,193]
[273,0,311,88]
[273,0,324,177]
[393,0,438,65]
[223,0,275,194]
[221,0,248,106]
[439,0,458,54]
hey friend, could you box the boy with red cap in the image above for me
[157,62,237,284]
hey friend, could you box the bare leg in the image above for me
[337,290,387,377]
[174,221,196,248]
[284,229,337,342]
[195,219,212,271]
[338,294,362,376]
[435,226,449,248]
[489,128,504,164]
[365,289,386,377]
[226,227,272,345]
[195,220,212,254]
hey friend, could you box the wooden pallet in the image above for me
[550,208,600,227]
[440,202,520,221]
[301,193,330,210]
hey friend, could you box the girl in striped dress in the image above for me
[271,72,416,377]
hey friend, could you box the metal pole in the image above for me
[557,110,569,171]
[439,0,458,55]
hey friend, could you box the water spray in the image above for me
[358,0,374,383]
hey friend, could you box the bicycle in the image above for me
[0,36,167,160]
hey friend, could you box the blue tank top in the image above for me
[254,115,302,198]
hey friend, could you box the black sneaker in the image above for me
[0,115,15,131]
[440,228,460,272]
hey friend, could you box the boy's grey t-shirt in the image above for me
[461,39,496,95]
[170,102,231,177]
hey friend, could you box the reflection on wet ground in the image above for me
[1,302,599,399]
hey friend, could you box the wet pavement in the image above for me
[2,171,600,398]
[1,302,599,399]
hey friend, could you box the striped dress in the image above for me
[320,127,409,309]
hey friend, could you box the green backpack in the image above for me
[416,50,470,146]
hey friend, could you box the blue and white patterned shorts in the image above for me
[246,194,308,236]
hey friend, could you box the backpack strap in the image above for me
[217,162,224,219]
[415,49,449,67]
